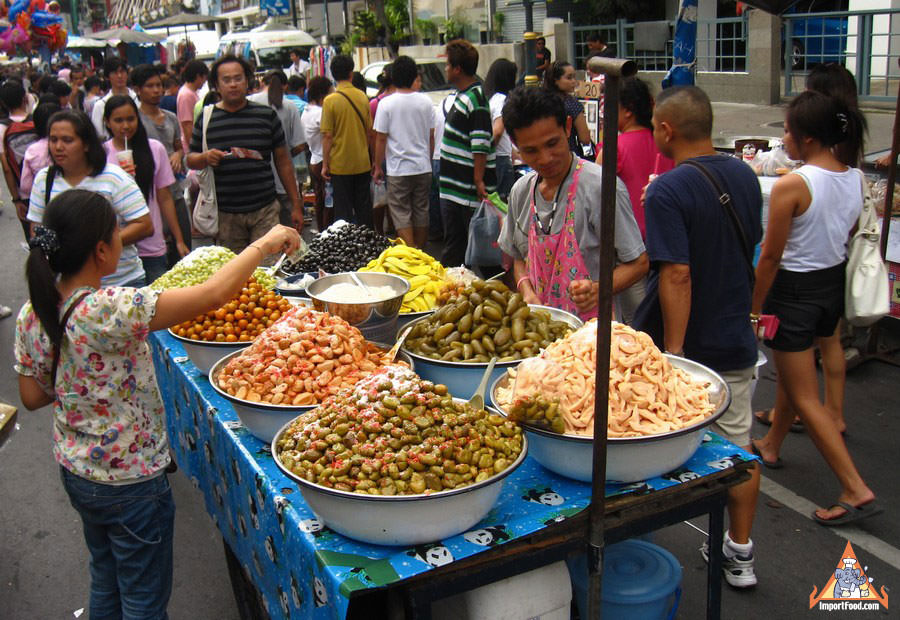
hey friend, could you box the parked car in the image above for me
[784,2,849,70]
[362,59,457,105]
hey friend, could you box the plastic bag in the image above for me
[464,198,505,267]
[751,142,796,176]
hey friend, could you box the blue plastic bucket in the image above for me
[568,539,682,620]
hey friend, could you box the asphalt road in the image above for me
[1,101,898,619]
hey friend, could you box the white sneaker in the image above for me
[700,533,757,588]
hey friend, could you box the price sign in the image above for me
[574,80,603,100]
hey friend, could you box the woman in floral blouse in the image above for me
[15,189,299,618]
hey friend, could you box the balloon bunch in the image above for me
[0,0,66,55]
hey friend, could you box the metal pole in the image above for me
[291,0,299,28]
[585,54,637,620]
[524,31,537,83]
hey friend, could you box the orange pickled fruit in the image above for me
[225,334,238,342]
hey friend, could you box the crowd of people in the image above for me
[1,36,881,617]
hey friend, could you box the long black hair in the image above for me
[103,95,153,202]
[805,63,867,166]
[619,77,654,130]
[47,109,107,176]
[786,90,865,163]
[26,190,117,349]
[484,58,517,99]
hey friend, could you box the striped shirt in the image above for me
[439,82,496,208]
[27,164,150,286]
[190,101,286,214]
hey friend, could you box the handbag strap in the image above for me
[682,158,755,284]
[51,291,91,389]
[44,165,57,207]
[336,90,368,135]
[201,104,214,153]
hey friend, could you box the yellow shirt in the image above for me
[321,82,372,175]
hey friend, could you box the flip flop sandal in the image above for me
[813,500,883,527]
[750,440,784,469]
[753,408,804,433]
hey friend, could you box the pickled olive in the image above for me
[458,314,473,334]
[473,304,484,323]
[463,343,473,359]
[434,323,454,341]
[471,323,489,340]
[469,292,484,305]
[493,328,511,347]
[482,335,496,353]
[512,318,526,343]
[482,305,502,322]
[489,289,507,305]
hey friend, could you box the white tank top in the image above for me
[779,164,862,272]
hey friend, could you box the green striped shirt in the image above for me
[439,82,496,208]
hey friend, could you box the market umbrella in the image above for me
[145,13,225,28]
[663,0,698,87]
[65,35,109,49]
[85,28,164,44]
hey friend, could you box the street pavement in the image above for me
[1,100,898,619]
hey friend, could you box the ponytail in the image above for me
[25,189,117,349]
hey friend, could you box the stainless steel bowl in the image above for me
[209,347,415,444]
[306,272,409,342]
[400,305,582,401]
[396,308,435,330]
[272,401,528,546]
[167,329,249,375]
[275,272,318,297]
[490,355,731,483]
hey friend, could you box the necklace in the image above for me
[532,158,574,235]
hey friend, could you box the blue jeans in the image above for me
[429,159,443,239]
[494,155,515,202]
[140,256,168,287]
[60,467,175,620]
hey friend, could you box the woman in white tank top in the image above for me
[751,91,880,527]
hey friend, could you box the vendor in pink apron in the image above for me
[497,87,648,322]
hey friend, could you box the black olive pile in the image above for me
[282,224,391,274]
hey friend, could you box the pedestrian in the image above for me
[373,56,434,248]
[0,78,37,240]
[160,75,179,114]
[751,91,880,527]
[19,101,60,218]
[584,33,616,66]
[90,58,138,139]
[370,64,395,119]
[285,75,307,116]
[187,55,303,256]
[302,76,334,232]
[438,39,496,267]
[632,86,762,588]
[15,189,298,620]
[499,86,647,322]
[248,69,307,227]
[103,95,188,284]
[535,36,552,75]
[83,76,101,118]
[177,60,209,152]
[596,77,674,324]
[428,91,455,242]
[131,63,191,268]
[286,48,310,80]
[27,110,153,287]
[543,61,592,157]
[321,54,374,227]
[484,58,518,201]
[69,65,86,112]
[50,80,72,108]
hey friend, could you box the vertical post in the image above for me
[323,0,331,42]
[524,30,537,83]
[585,55,637,620]
[291,0,298,27]
[783,17,793,96]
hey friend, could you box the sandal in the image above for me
[750,439,783,469]
[813,500,883,527]
[754,408,804,433]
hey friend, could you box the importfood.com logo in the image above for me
[809,541,889,612]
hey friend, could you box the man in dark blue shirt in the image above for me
[634,86,762,589]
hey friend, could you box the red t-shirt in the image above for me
[616,128,674,237]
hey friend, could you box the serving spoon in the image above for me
[468,357,498,412]
[386,325,413,362]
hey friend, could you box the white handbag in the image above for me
[845,170,889,326]
[191,104,218,237]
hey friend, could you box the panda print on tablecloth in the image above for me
[522,486,565,506]
[204,441,214,466]
[617,481,651,495]
[407,544,454,568]
[254,473,267,509]
[248,493,260,530]
[706,454,743,470]
[219,466,230,492]
[183,430,197,453]
[291,572,303,609]
[224,419,243,431]
[277,585,290,617]
[463,525,511,547]
[264,535,278,565]
[252,549,263,579]
[274,496,291,536]
[662,468,701,483]
[231,457,242,485]
[205,405,217,436]
[313,576,328,607]
[238,513,248,538]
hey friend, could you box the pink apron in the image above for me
[526,159,598,321]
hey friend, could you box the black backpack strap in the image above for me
[51,291,91,389]
[44,166,57,207]
[681,158,755,284]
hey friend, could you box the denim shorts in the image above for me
[60,467,175,620]
[763,263,845,352]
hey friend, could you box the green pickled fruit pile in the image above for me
[275,366,524,495]
[404,279,574,362]
[151,246,276,291]
[508,396,567,435]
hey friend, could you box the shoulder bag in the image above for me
[191,105,218,237]
[51,291,91,389]
[845,170,889,326]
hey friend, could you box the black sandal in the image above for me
[754,408,804,433]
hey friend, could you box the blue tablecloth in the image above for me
[150,331,756,620]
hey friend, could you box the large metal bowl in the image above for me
[306,272,409,342]
[209,347,414,444]
[167,329,249,375]
[400,305,582,401]
[275,272,318,297]
[396,308,435,330]
[490,355,731,483]
[272,401,528,546]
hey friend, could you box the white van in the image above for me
[165,30,220,62]
[216,22,316,74]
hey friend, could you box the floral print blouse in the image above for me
[14,286,170,483]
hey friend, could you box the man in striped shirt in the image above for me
[439,39,496,267]
[187,55,303,255]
